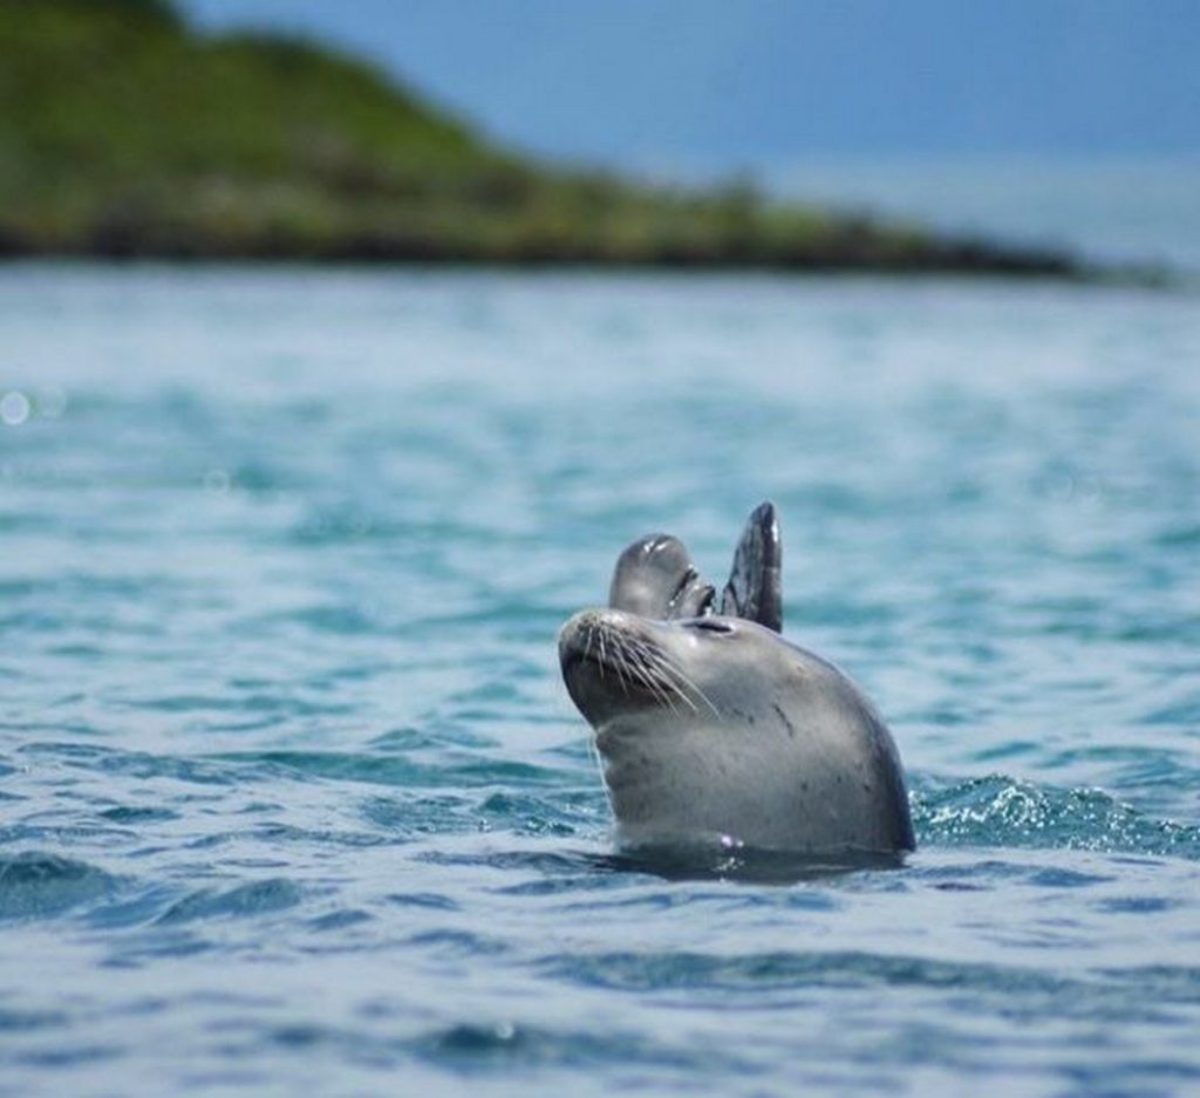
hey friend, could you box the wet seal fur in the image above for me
[560,503,915,856]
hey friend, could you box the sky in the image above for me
[183,0,1200,175]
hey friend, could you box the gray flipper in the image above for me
[719,501,782,632]
[609,534,715,620]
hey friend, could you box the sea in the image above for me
[1,171,1199,1096]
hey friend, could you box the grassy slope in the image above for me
[0,0,1082,273]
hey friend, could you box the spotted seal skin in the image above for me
[559,503,915,856]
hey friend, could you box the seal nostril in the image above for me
[691,619,734,635]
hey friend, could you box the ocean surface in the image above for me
[1,262,1198,1097]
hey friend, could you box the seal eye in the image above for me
[691,619,734,635]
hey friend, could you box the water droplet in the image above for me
[1,391,30,426]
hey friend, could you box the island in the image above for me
[0,0,1149,279]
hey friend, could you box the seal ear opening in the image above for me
[720,501,782,632]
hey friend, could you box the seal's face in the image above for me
[558,605,914,854]
[559,607,816,847]
[559,607,784,729]
[557,503,913,854]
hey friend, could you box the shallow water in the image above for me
[1,264,1199,1096]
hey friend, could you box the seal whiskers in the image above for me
[625,637,696,714]
[644,648,719,717]
[570,614,707,715]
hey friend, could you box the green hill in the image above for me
[0,0,1087,274]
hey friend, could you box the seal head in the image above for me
[560,503,915,856]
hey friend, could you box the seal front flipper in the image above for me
[720,501,782,632]
[609,533,715,620]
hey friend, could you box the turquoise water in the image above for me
[2,264,1199,1096]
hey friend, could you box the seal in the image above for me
[559,503,915,855]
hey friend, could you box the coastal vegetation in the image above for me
[0,0,1099,274]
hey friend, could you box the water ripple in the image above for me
[155,879,305,926]
[914,775,1200,859]
[2,268,1199,1095]
[0,853,124,921]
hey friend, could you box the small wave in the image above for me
[236,1016,757,1080]
[479,790,604,837]
[0,1007,68,1034]
[913,775,1200,860]
[536,948,1191,1030]
[539,948,1071,995]
[155,878,304,925]
[270,604,377,636]
[0,852,123,921]
[358,784,599,845]
[18,742,250,786]
[237,749,578,792]
[97,806,179,824]
[306,908,373,932]
[413,1021,756,1076]
[415,846,612,884]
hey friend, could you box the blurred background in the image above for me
[185,0,1200,266]
[4,0,1198,270]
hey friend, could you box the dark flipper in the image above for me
[720,501,782,631]
[609,534,715,620]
